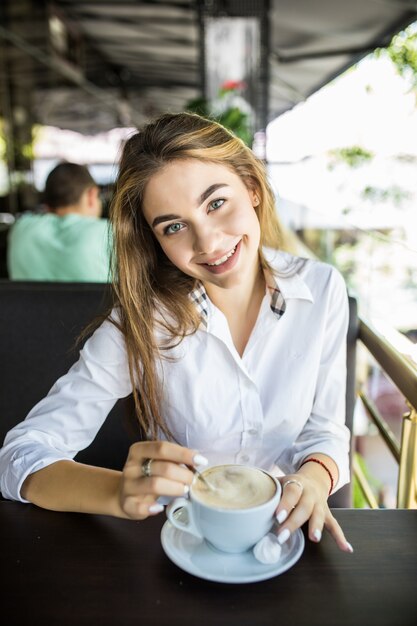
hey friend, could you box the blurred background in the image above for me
[1,0,416,508]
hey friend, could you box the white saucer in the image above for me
[161,521,305,584]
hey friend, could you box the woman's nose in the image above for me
[192,226,220,255]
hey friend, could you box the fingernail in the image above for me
[149,503,164,514]
[345,541,354,553]
[313,529,322,542]
[183,484,190,495]
[277,528,291,545]
[276,509,288,524]
[193,453,208,466]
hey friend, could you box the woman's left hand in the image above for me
[275,472,353,553]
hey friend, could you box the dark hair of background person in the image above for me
[44,162,96,210]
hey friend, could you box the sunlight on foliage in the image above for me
[328,145,374,169]
[361,185,411,207]
[374,23,417,89]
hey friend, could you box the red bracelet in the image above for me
[299,457,334,496]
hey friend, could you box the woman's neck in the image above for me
[208,268,264,314]
[204,262,266,356]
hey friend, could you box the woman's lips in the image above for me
[200,240,241,275]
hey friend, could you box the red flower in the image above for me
[221,80,246,91]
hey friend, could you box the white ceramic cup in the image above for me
[166,464,281,554]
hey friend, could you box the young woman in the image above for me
[0,112,353,552]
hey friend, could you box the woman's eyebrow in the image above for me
[197,183,228,206]
[151,183,229,228]
[152,213,180,228]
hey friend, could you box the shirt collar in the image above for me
[189,250,314,328]
[189,282,209,328]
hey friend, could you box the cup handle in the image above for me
[166,497,203,539]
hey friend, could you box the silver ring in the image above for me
[141,458,153,478]
[283,479,304,493]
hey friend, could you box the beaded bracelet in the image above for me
[299,457,334,496]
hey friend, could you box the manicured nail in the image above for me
[313,529,322,542]
[148,503,164,514]
[345,541,354,553]
[183,484,190,495]
[277,528,291,545]
[193,453,208,466]
[276,509,288,524]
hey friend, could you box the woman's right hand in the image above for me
[117,441,207,520]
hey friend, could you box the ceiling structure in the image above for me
[0,0,416,136]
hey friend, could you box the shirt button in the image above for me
[248,428,258,436]
[240,454,250,463]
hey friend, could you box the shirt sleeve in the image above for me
[277,266,351,491]
[0,315,132,502]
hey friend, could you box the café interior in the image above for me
[1,2,417,625]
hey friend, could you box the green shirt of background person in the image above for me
[7,162,112,282]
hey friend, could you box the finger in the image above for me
[126,441,206,470]
[275,498,313,545]
[135,475,191,499]
[324,512,354,553]
[276,479,304,524]
[124,457,195,484]
[148,460,195,484]
[277,504,312,545]
[122,495,163,520]
[121,474,191,520]
[308,506,326,543]
[132,440,199,464]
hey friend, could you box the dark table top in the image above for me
[1,502,416,626]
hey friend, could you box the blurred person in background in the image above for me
[7,162,111,282]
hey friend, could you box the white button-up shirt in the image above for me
[0,250,350,501]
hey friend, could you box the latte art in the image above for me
[192,465,276,509]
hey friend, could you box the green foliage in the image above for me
[186,96,210,118]
[375,24,417,89]
[186,83,253,146]
[353,453,382,509]
[328,145,374,169]
[217,108,252,146]
[361,185,411,206]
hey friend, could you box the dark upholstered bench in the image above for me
[0,280,358,505]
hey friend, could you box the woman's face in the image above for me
[142,159,261,290]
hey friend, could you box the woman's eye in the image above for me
[209,198,225,211]
[165,223,183,235]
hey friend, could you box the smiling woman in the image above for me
[0,112,353,556]
[142,159,261,291]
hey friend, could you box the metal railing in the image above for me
[291,233,417,509]
[355,317,417,509]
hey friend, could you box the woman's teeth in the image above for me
[207,245,237,267]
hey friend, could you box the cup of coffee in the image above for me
[166,464,281,554]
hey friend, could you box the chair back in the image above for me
[0,280,138,470]
[328,295,358,507]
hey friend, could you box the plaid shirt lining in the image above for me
[189,283,209,327]
[189,273,286,328]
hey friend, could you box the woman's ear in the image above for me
[249,189,260,207]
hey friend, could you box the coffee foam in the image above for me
[192,465,276,510]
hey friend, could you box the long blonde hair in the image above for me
[110,112,285,439]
